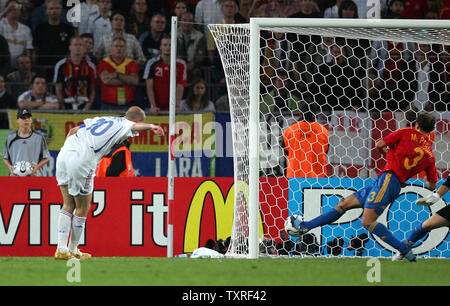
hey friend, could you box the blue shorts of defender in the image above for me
[353,171,402,216]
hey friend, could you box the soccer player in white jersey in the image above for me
[54,106,164,260]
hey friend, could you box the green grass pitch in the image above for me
[0,257,449,286]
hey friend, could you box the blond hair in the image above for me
[125,106,145,121]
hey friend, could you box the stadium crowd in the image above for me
[0,0,448,118]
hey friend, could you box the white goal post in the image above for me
[209,18,450,259]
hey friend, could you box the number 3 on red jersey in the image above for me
[404,147,424,170]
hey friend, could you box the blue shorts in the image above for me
[353,171,401,215]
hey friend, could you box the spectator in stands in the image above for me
[206,0,237,65]
[80,32,98,64]
[306,36,335,67]
[402,0,428,19]
[30,0,69,31]
[312,44,366,111]
[304,37,350,99]
[261,69,301,122]
[286,0,322,63]
[180,78,215,112]
[336,1,370,66]
[54,36,97,110]
[205,0,237,99]
[0,0,33,67]
[17,74,59,109]
[261,31,301,87]
[235,0,251,22]
[0,33,10,75]
[288,0,322,18]
[95,11,146,66]
[177,11,206,82]
[5,54,35,100]
[0,74,16,128]
[264,32,316,102]
[439,45,450,87]
[72,0,100,35]
[251,0,302,18]
[172,0,188,19]
[368,39,414,112]
[33,0,75,68]
[167,0,188,33]
[438,45,450,106]
[324,0,341,17]
[87,0,112,51]
[143,35,187,114]
[247,0,263,17]
[0,0,32,26]
[126,0,149,38]
[0,73,15,130]
[139,12,167,59]
[383,0,405,18]
[97,36,140,110]
[195,0,224,33]
[338,0,358,17]
[410,43,448,112]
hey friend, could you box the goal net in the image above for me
[208,18,450,259]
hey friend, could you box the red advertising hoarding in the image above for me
[0,177,288,257]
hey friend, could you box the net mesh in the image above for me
[208,22,450,258]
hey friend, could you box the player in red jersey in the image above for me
[287,113,438,261]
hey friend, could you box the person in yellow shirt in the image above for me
[283,103,329,177]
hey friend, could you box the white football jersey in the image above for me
[62,116,137,163]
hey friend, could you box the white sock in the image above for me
[69,215,86,253]
[57,210,73,252]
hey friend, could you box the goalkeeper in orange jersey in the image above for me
[283,102,329,178]
[287,113,438,262]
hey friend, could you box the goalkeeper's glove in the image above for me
[415,193,440,206]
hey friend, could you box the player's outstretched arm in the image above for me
[131,123,165,136]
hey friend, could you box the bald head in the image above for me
[125,106,146,122]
